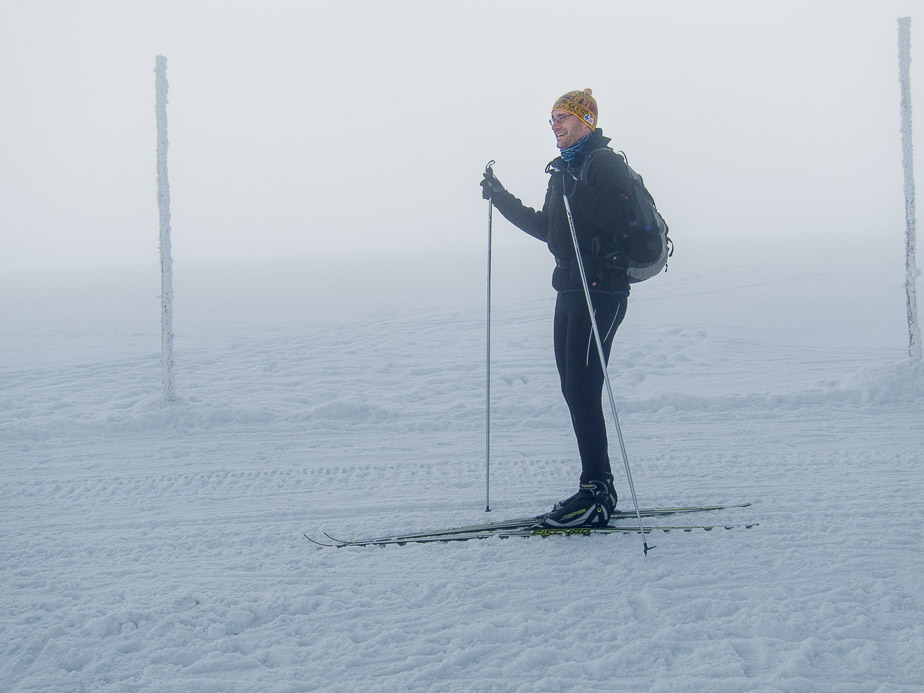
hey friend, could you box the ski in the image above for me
[306,503,751,547]
[307,522,759,548]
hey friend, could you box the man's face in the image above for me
[551,110,592,150]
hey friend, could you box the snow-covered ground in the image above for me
[1,237,922,692]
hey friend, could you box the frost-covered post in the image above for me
[898,18,922,361]
[155,56,177,399]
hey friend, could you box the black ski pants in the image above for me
[553,289,628,484]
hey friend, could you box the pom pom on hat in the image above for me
[552,88,598,130]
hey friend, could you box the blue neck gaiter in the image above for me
[559,134,591,164]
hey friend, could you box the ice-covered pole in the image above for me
[155,55,176,399]
[898,18,922,361]
[484,160,495,513]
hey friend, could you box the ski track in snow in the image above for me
[1,253,923,692]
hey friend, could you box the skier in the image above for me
[480,88,631,528]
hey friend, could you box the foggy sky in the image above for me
[1,0,922,271]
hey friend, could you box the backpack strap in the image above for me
[570,148,630,267]
[578,147,626,184]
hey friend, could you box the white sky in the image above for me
[1,0,922,270]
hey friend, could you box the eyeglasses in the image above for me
[549,113,574,126]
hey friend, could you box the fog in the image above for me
[1,0,921,272]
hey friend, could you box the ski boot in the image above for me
[542,480,613,528]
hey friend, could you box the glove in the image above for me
[548,168,578,198]
[481,169,506,200]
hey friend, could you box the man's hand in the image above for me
[481,168,506,200]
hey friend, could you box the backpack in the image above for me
[580,149,672,283]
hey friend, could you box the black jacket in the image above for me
[491,128,631,294]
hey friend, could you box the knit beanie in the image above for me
[552,88,598,130]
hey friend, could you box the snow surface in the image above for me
[1,238,923,692]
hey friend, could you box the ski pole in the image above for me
[484,160,495,513]
[560,187,653,556]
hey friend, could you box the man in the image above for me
[480,88,632,528]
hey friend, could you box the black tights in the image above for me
[553,290,628,484]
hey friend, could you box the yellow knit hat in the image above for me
[552,88,598,130]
